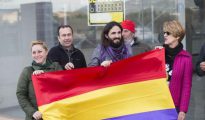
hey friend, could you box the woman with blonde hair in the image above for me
[16,40,62,120]
[162,20,192,120]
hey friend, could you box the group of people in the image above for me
[16,19,203,120]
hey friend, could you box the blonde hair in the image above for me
[163,20,185,42]
[31,40,48,51]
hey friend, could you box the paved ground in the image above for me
[186,74,205,120]
[0,74,204,120]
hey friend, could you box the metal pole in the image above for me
[141,0,144,40]
[151,5,154,43]
[177,0,186,49]
[64,4,67,25]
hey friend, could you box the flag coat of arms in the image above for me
[32,49,177,120]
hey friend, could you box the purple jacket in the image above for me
[169,50,193,113]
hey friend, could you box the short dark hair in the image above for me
[101,21,123,47]
[57,25,73,36]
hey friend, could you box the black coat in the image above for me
[196,43,205,76]
[48,44,87,69]
[131,38,151,55]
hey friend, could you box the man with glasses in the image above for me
[48,25,86,70]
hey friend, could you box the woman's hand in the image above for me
[178,111,186,120]
[33,70,44,75]
[101,60,112,67]
[33,111,42,120]
[154,46,163,49]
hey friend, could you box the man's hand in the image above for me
[101,60,112,67]
[200,61,205,71]
[65,62,74,70]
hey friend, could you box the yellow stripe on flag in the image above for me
[39,78,175,120]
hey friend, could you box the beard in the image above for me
[108,37,123,48]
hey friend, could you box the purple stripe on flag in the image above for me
[105,109,177,120]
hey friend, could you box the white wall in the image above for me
[0,56,31,109]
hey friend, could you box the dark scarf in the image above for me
[101,44,129,62]
[164,43,183,81]
[164,43,183,60]
[32,59,52,70]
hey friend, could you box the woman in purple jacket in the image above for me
[163,20,193,120]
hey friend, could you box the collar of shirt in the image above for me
[125,39,134,46]
[130,40,135,46]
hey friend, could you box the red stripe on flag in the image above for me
[32,49,166,106]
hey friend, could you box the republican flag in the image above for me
[32,48,177,120]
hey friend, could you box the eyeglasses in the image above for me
[163,31,171,36]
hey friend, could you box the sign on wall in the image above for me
[88,0,125,26]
